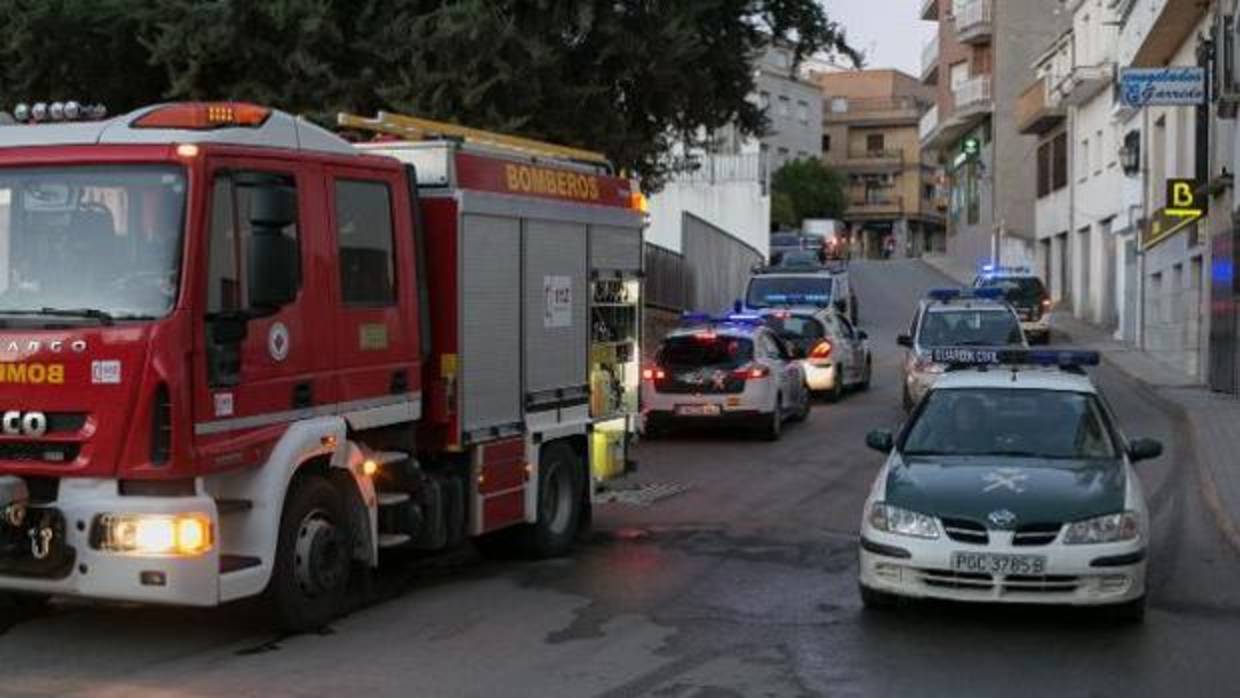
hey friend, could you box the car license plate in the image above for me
[951,552,1047,576]
[676,404,721,416]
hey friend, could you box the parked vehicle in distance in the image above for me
[774,249,823,269]
[769,232,806,265]
[897,288,1027,410]
[643,313,810,440]
[760,308,871,402]
[744,266,859,326]
[972,265,1052,344]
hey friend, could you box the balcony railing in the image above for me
[668,152,769,188]
[953,75,992,113]
[954,0,992,44]
[1016,76,1065,135]
[919,104,940,143]
[921,35,940,83]
[848,194,904,216]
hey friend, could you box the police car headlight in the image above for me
[868,502,940,539]
[1062,512,1140,545]
[95,513,213,556]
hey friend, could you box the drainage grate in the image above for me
[594,482,688,507]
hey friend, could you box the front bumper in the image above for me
[0,478,220,606]
[857,530,1146,606]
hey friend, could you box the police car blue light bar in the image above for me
[679,312,764,327]
[929,347,1100,368]
[926,287,1007,302]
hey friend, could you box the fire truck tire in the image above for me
[519,442,583,558]
[266,474,353,633]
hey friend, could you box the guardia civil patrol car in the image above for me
[858,348,1162,621]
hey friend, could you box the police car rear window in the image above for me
[746,276,832,308]
[903,389,1118,460]
[976,277,1047,305]
[660,335,754,369]
[918,309,1023,348]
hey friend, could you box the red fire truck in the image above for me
[0,103,645,630]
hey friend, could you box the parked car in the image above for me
[972,266,1053,344]
[760,308,871,402]
[643,314,811,440]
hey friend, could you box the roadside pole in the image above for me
[1138,105,1149,351]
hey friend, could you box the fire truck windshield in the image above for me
[0,165,186,323]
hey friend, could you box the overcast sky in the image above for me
[822,0,936,76]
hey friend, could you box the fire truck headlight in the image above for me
[13,103,29,122]
[96,513,213,556]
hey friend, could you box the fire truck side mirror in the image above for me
[246,185,299,311]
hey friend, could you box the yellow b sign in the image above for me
[1165,178,1205,217]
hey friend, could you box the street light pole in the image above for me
[1137,106,1150,351]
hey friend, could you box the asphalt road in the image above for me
[2,259,1239,698]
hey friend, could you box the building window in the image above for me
[797,100,809,124]
[866,133,885,154]
[1052,132,1068,190]
[830,97,848,113]
[778,96,791,118]
[1079,137,1090,181]
[777,146,789,166]
[759,91,770,111]
[1037,141,1052,198]
[822,134,831,152]
[1094,129,1103,174]
[950,61,970,90]
[335,179,397,306]
[924,183,936,200]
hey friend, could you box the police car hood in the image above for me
[884,455,1126,527]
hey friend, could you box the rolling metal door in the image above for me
[461,214,522,432]
[590,225,642,272]
[523,219,588,402]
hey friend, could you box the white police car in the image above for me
[759,307,871,402]
[898,288,1026,410]
[858,348,1161,621]
[642,313,810,440]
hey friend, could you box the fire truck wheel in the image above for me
[267,474,353,633]
[521,443,583,558]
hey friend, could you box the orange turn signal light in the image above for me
[133,102,272,130]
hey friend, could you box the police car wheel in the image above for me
[859,583,898,610]
[828,376,845,403]
[760,401,783,441]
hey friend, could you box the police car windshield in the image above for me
[660,334,754,369]
[976,276,1046,306]
[0,165,186,321]
[746,276,832,308]
[903,388,1118,460]
[918,309,1023,348]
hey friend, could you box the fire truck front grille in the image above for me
[0,442,81,464]
[44,412,88,434]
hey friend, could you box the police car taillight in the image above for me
[734,365,769,380]
[809,340,832,360]
[132,102,272,130]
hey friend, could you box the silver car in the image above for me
[760,308,871,402]
[897,289,1027,411]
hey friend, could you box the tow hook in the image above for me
[28,526,53,561]
[0,476,29,529]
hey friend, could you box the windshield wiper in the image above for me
[0,307,116,325]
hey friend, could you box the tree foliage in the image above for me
[0,0,859,190]
[770,158,847,228]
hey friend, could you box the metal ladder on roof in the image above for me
[337,110,612,170]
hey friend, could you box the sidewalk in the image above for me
[921,254,1240,553]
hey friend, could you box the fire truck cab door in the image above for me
[195,160,337,457]
[323,166,421,421]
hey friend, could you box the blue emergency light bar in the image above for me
[930,347,1101,368]
[926,287,1007,302]
[679,311,764,327]
[980,264,1033,276]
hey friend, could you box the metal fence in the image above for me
[666,153,769,191]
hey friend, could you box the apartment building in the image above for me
[815,69,943,257]
[751,45,826,170]
[918,0,1070,268]
[1018,2,1127,332]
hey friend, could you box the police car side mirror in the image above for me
[866,429,894,453]
[896,334,912,348]
[857,330,869,341]
[1128,438,1163,463]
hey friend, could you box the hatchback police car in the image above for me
[642,314,811,440]
[760,308,871,402]
[898,288,1026,410]
[858,348,1162,621]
